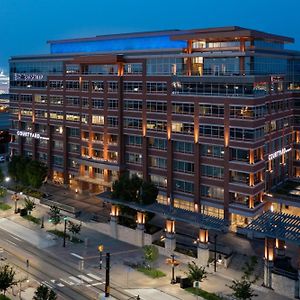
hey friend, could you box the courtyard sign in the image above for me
[268,147,291,161]
[16,131,49,141]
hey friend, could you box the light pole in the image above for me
[63,217,68,247]
[105,252,110,298]
[13,193,19,214]
[171,254,176,284]
[214,234,218,272]
[41,216,44,229]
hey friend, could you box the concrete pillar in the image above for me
[136,211,146,247]
[110,205,119,239]
[264,237,275,288]
[197,228,209,266]
[165,219,176,253]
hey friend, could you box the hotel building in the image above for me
[9,26,300,227]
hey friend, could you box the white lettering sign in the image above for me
[17,131,49,141]
[268,147,291,161]
[14,73,44,81]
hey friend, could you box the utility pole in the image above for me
[63,217,68,247]
[105,252,110,298]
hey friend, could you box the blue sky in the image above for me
[1,0,299,72]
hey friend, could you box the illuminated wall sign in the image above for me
[268,147,291,161]
[14,73,44,81]
[17,131,49,141]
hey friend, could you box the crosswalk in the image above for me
[42,272,104,289]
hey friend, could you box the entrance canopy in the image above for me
[245,210,300,245]
[97,192,227,231]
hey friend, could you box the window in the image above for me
[172,103,194,115]
[148,138,167,150]
[201,165,224,179]
[49,95,63,105]
[34,95,47,103]
[174,179,194,194]
[66,81,80,90]
[66,113,80,122]
[200,125,224,139]
[81,114,89,124]
[108,82,118,93]
[49,111,63,120]
[66,64,80,74]
[174,141,194,154]
[91,81,104,92]
[108,99,118,109]
[68,143,80,153]
[108,134,118,144]
[201,145,224,158]
[230,148,249,162]
[147,120,167,132]
[68,127,80,137]
[230,105,266,119]
[20,95,32,102]
[49,81,63,90]
[201,185,224,200]
[92,98,104,109]
[149,156,167,169]
[82,81,89,91]
[150,174,167,188]
[199,104,224,117]
[52,140,63,150]
[92,115,104,125]
[82,97,89,108]
[147,101,167,113]
[124,100,142,111]
[172,122,194,134]
[107,117,118,127]
[66,96,80,107]
[124,118,142,129]
[126,135,142,146]
[174,160,194,174]
[124,82,143,93]
[230,171,249,185]
[93,133,103,143]
[146,82,167,94]
[124,63,143,75]
[230,127,264,141]
[52,155,63,166]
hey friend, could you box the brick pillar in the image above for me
[165,219,176,253]
[110,205,119,239]
[264,237,275,288]
[136,211,146,247]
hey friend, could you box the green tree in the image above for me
[186,261,207,282]
[0,264,18,295]
[23,197,35,215]
[33,284,57,300]
[143,245,159,269]
[228,256,258,300]
[141,181,158,205]
[48,206,61,228]
[0,187,7,198]
[26,160,47,189]
[67,221,82,241]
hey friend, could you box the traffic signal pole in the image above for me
[105,252,110,297]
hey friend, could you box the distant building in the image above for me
[8,26,300,227]
[0,71,9,94]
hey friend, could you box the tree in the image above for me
[143,245,159,269]
[186,261,207,282]
[48,206,61,228]
[0,187,7,198]
[26,160,47,189]
[0,264,18,295]
[67,221,81,241]
[33,284,57,300]
[23,197,36,215]
[228,256,258,300]
[141,181,158,205]
[0,168,4,184]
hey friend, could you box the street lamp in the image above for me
[4,177,10,183]
[12,193,19,214]
[63,216,68,247]
[166,254,179,284]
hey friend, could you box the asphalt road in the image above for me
[0,228,130,300]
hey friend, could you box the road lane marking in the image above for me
[5,239,17,246]
[10,235,21,241]
[57,283,65,287]
[60,278,74,286]
[70,252,84,259]
[92,282,103,286]
[69,276,82,285]
[87,273,102,281]
[78,275,93,282]
[41,281,54,289]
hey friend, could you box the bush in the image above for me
[185,287,222,300]
[22,215,40,224]
[0,295,11,300]
[136,267,166,278]
[0,202,11,211]
[20,208,28,216]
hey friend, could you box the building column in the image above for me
[264,237,275,288]
[197,228,209,267]
[136,211,146,247]
[275,239,285,258]
[110,204,119,239]
[165,219,176,254]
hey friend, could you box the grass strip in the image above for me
[136,267,166,278]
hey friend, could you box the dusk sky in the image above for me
[1,0,299,72]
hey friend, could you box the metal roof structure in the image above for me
[245,210,300,244]
[97,192,227,231]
